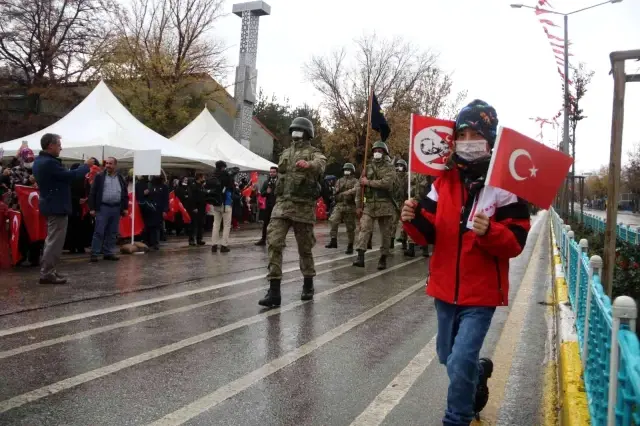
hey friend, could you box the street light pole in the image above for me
[510,0,623,219]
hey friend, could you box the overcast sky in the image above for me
[211,0,640,174]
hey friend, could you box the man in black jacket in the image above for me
[187,173,207,246]
[88,157,128,262]
[256,166,278,246]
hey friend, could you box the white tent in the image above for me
[170,108,277,172]
[0,81,217,169]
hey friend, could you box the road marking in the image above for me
[0,259,422,414]
[0,258,381,359]
[146,280,428,426]
[0,249,383,338]
[477,212,547,424]
[349,335,437,426]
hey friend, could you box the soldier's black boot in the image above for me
[325,238,338,249]
[474,358,494,420]
[345,243,354,255]
[301,277,314,301]
[377,255,387,270]
[352,250,365,267]
[404,243,415,258]
[258,280,281,308]
[401,239,407,251]
[422,246,430,258]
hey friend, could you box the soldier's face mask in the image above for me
[396,167,405,172]
[344,171,351,176]
[291,130,304,140]
[373,152,383,160]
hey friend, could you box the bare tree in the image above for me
[0,0,113,86]
[98,0,230,136]
[304,33,465,163]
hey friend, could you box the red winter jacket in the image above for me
[403,169,531,307]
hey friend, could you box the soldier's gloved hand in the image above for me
[401,200,417,222]
[356,208,363,218]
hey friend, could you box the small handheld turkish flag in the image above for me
[486,127,573,209]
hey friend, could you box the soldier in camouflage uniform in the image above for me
[390,159,408,250]
[258,117,327,308]
[403,173,432,258]
[325,163,358,254]
[353,141,396,270]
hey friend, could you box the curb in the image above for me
[550,224,591,426]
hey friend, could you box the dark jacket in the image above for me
[32,152,89,216]
[88,171,128,212]
[135,179,169,226]
[261,177,277,208]
[403,169,531,307]
[187,181,206,211]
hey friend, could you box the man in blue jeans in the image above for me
[88,157,128,262]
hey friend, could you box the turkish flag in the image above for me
[486,127,573,209]
[250,171,258,184]
[409,114,455,176]
[8,210,22,265]
[165,191,191,224]
[119,192,144,238]
[15,185,48,242]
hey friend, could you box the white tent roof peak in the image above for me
[0,81,217,169]
[170,107,276,172]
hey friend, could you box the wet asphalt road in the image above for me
[0,217,553,425]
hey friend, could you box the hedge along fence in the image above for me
[552,209,639,426]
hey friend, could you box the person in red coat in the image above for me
[402,100,531,425]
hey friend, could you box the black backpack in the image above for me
[204,175,223,206]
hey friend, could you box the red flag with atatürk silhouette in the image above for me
[485,127,573,209]
[8,209,22,265]
[15,185,47,242]
[409,114,455,176]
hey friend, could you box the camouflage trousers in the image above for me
[329,204,356,244]
[355,214,393,256]
[389,211,400,241]
[267,218,316,280]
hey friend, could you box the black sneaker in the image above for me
[220,246,230,253]
[197,241,206,246]
[90,255,99,263]
[211,245,218,253]
[474,358,494,420]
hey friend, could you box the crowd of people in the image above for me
[1,98,533,426]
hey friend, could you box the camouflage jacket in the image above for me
[334,176,358,210]
[355,157,395,217]
[271,141,327,224]
[410,173,431,200]
[393,172,409,204]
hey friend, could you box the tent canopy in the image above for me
[0,81,217,169]
[170,108,277,172]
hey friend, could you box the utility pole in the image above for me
[602,49,640,295]
[562,14,571,220]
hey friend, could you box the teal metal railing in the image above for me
[581,212,640,244]
[552,209,639,426]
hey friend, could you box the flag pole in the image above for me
[408,113,413,200]
[131,186,136,246]
[360,85,374,208]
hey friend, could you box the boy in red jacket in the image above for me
[402,100,531,425]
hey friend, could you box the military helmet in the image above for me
[289,117,315,139]
[372,141,389,155]
[395,159,407,169]
[343,162,355,172]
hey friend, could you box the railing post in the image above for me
[567,230,575,281]
[582,255,602,370]
[607,296,639,426]
[575,239,588,311]
[636,227,640,245]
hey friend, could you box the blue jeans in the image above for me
[434,299,496,426]
[91,204,121,256]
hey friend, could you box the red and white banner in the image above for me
[486,127,573,209]
[8,209,21,265]
[119,193,144,238]
[15,185,47,242]
[164,191,191,224]
[409,114,455,176]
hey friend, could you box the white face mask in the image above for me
[344,171,351,176]
[291,130,304,139]
[373,152,383,160]
[455,140,489,161]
